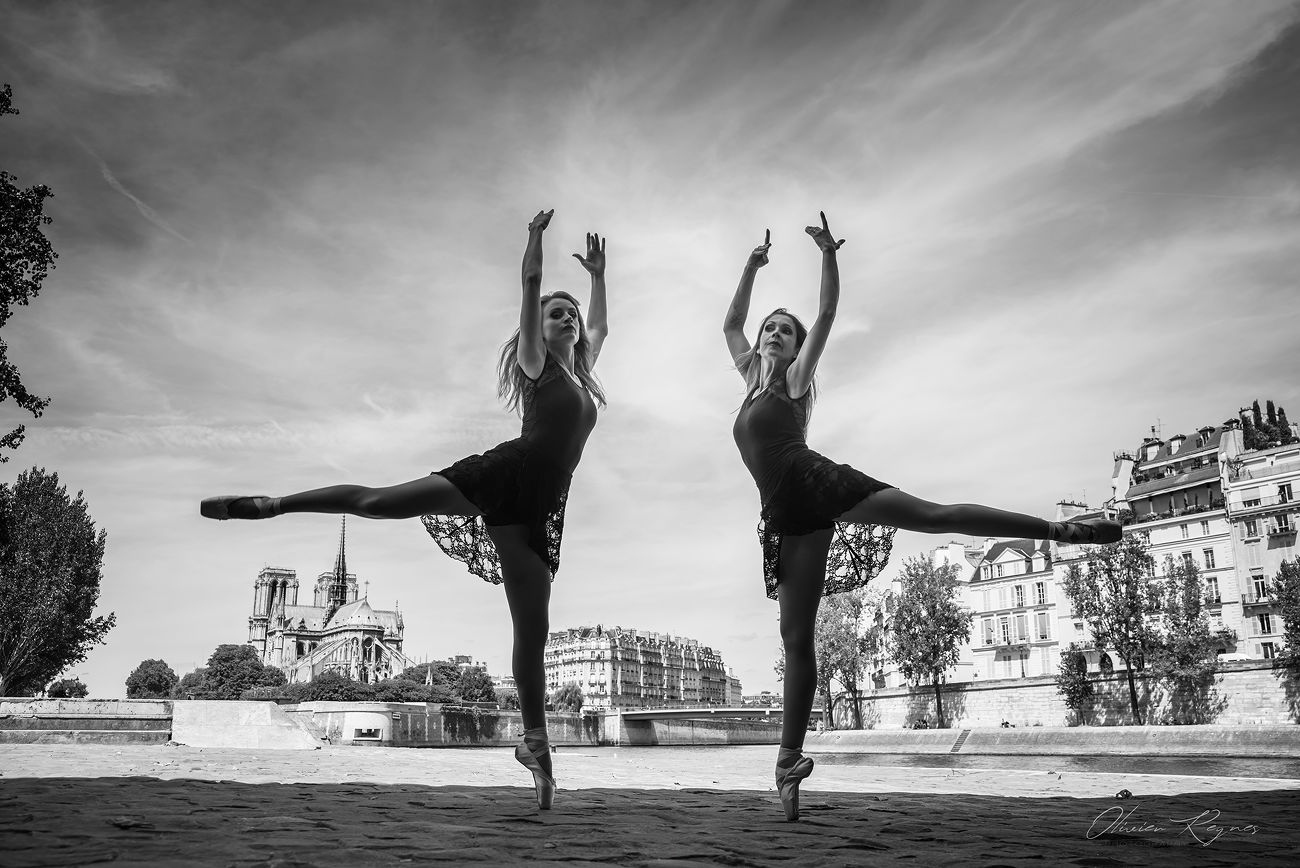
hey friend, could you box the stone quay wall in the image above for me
[836,661,1300,730]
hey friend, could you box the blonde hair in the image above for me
[497,291,607,413]
[736,307,817,405]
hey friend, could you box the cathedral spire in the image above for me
[325,517,349,621]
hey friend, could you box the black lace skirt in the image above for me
[757,450,897,600]
[421,438,570,584]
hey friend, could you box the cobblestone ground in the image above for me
[2,744,1297,866]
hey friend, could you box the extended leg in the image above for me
[838,488,1118,543]
[490,524,555,808]
[203,474,481,521]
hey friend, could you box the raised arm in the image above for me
[517,209,553,380]
[723,229,770,373]
[786,212,844,399]
[572,232,608,366]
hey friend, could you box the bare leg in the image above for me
[276,475,480,519]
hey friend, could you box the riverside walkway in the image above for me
[1,743,1298,866]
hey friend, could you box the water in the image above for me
[815,752,1300,781]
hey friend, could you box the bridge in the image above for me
[616,707,825,722]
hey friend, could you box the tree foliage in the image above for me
[1,85,56,459]
[175,644,285,699]
[889,556,972,728]
[458,667,497,704]
[46,676,88,698]
[126,659,179,699]
[0,468,114,695]
[1062,534,1161,724]
[551,682,583,712]
[1055,644,1094,724]
[1273,559,1300,676]
[1240,397,1297,450]
[1146,556,1235,723]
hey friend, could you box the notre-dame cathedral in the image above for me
[246,518,413,683]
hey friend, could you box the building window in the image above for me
[1262,642,1276,660]
[1180,524,1189,539]
[1203,548,1216,570]
[1015,614,1028,641]
[999,617,1010,645]
[1181,551,1194,570]
[1245,519,1259,538]
[1206,576,1220,603]
[983,618,994,646]
[1244,498,1261,508]
[1281,484,1294,504]
[1247,542,1262,569]
[1036,611,1049,640]
[1014,585,1025,607]
[1034,581,1046,605]
[1200,520,1210,536]
[995,563,1004,578]
[1258,613,1273,636]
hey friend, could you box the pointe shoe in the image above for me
[515,742,555,810]
[1059,518,1122,545]
[775,755,814,821]
[200,496,277,521]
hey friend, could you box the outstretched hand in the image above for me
[748,229,771,268]
[572,232,606,277]
[805,211,845,252]
[528,209,554,232]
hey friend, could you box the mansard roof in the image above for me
[1125,463,1220,500]
[981,539,1049,566]
[1134,426,1227,468]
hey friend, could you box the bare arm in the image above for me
[517,209,553,380]
[786,212,844,399]
[723,229,770,374]
[573,232,608,366]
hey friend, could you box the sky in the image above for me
[2,0,1299,699]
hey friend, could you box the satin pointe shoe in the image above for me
[1059,518,1122,544]
[775,755,815,821]
[515,742,556,810]
[200,496,277,520]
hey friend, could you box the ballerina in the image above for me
[202,209,609,810]
[723,213,1118,820]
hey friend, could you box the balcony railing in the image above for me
[1240,588,1273,606]
[1229,493,1295,513]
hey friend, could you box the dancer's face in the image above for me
[758,314,798,363]
[542,297,581,349]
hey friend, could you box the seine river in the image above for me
[815,752,1300,780]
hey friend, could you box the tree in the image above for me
[1,85,56,460]
[1062,534,1161,724]
[179,644,284,700]
[1147,556,1235,723]
[458,667,497,703]
[0,468,113,695]
[551,682,583,713]
[46,676,88,698]
[1279,406,1292,440]
[889,556,972,728]
[126,659,178,699]
[1273,559,1300,676]
[1055,644,1094,724]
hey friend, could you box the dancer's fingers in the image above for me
[820,211,829,232]
[764,228,770,245]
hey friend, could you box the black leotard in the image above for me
[423,353,597,583]
[733,375,896,599]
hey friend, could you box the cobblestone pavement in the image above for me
[2,744,1297,866]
